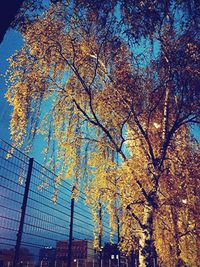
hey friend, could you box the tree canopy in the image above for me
[6,1,200,266]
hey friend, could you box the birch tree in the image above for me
[6,1,200,266]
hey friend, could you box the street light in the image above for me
[111,254,120,267]
[74,259,78,267]
[116,255,120,267]
[110,254,115,267]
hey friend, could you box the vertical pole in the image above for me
[13,158,34,267]
[131,251,135,267]
[67,186,75,267]
[117,216,121,267]
[98,203,102,267]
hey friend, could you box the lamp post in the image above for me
[98,203,102,267]
[116,254,119,267]
[74,259,78,267]
[117,215,121,267]
[111,255,114,267]
[111,254,120,267]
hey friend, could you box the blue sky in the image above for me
[0,31,115,258]
[0,30,23,142]
[0,23,199,263]
[0,29,50,163]
[0,28,199,159]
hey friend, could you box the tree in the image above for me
[6,1,200,266]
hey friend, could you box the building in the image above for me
[39,247,56,267]
[56,240,98,267]
[102,243,130,267]
[0,248,34,267]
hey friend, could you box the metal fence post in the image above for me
[67,186,75,267]
[13,158,34,267]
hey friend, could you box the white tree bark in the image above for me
[162,87,169,141]
[139,204,155,267]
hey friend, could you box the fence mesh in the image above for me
[0,138,134,267]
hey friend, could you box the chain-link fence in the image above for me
[0,138,138,267]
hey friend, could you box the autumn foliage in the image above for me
[6,1,200,266]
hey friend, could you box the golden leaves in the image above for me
[5,3,200,264]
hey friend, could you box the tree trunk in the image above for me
[162,87,169,141]
[171,206,181,264]
[139,204,156,267]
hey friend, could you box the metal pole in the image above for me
[117,216,121,267]
[13,158,34,267]
[98,203,102,267]
[67,186,75,267]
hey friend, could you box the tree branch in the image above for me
[126,204,145,229]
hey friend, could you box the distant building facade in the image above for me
[102,243,129,267]
[0,248,34,267]
[39,247,56,267]
[56,240,98,267]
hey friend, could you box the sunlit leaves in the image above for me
[6,1,200,265]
